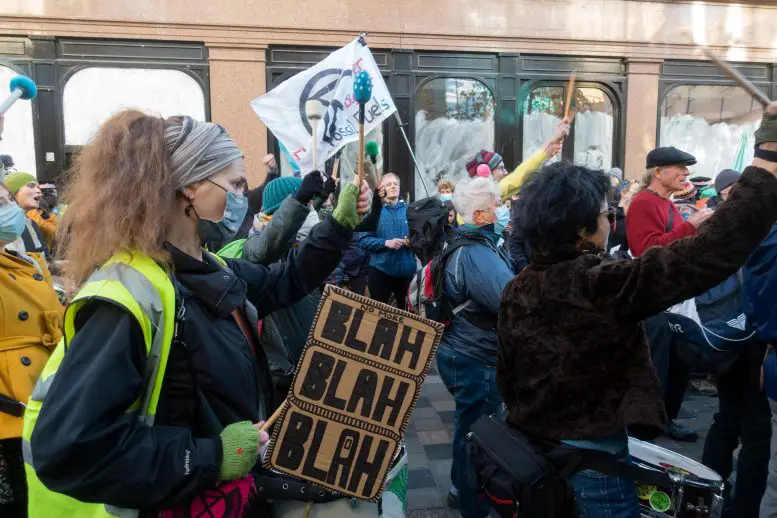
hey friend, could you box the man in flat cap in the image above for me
[626,146,715,442]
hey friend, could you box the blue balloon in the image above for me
[9,75,37,100]
[353,71,373,104]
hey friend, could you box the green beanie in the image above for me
[261,176,302,215]
[4,171,37,196]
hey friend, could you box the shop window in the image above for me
[660,85,761,179]
[573,88,615,170]
[523,85,615,170]
[415,78,495,199]
[63,67,206,146]
[523,86,564,167]
[0,65,37,175]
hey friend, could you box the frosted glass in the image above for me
[0,65,37,176]
[415,78,495,199]
[63,67,206,146]
[660,84,761,179]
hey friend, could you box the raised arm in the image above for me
[235,181,369,315]
[242,195,310,264]
[499,118,570,199]
[586,165,777,321]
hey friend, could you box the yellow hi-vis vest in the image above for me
[22,251,177,518]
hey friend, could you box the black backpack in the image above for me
[406,196,454,265]
[407,237,491,326]
[466,415,671,518]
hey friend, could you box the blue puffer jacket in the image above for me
[439,225,516,365]
[745,224,777,399]
[358,200,416,278]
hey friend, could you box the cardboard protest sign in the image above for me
[265,285,444,501]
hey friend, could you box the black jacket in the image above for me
[31,216,351,511]
[608,205,629,253]
[508,201,531,273]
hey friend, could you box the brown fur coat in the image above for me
[497,166,777,441]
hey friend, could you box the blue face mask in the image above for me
[439,194,453,202]
[494,204,510,234]
[0,203,26,243]
[197,180,249,245]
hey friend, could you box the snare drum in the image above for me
[272,442,407,518]
[628,438,724,518]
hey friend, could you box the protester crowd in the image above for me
[3,96,777,518]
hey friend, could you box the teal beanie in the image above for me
[261,176,302,215]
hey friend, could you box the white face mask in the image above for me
[495,204,510,234]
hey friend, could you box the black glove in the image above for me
[323,175,337,197]
[295,172,324,205]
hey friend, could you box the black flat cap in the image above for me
[646,147,697,168]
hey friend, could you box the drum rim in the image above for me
[628,437,722,482]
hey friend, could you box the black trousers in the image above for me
[701,342,771,518]
[645,313,691,420]
[344,273,368,296]
[0,438,27,518]
[368,267,412,311]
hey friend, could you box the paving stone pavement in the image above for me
[405,362,719,516]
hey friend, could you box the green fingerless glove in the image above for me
[332,182,360,230]
[218,421,259,480]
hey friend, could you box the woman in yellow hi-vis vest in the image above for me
[22,111,370,517]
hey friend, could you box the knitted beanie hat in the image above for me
[466,150,503,177]
[4,171,37,196]
[261,176,302,215]
[673,182,697,201]
[714,169,741,194]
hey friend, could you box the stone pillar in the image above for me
[624,59,662,182]
[208,45,268,187]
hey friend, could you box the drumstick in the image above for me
[564,71,577,119]
[702,48,770,107]
[353,71,374,187]
[260,400,287,432]
[305,101,326,172]
[331,157,340,181]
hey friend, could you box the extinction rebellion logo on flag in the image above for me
[251,37,397,174]
[297,66,393,153]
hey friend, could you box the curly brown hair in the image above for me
[437,178,456,193]
[57,110,174,285]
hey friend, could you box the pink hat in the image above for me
[476,164,492,178]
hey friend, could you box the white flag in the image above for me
[251,38,396,174]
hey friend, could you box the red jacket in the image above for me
[626,190,696,256]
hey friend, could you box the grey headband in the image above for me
[164,116,243,191]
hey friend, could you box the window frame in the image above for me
[60,65,208,149]
[413,74,497,197]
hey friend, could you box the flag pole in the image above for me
[357,33,430,198]
[393,111,431,198]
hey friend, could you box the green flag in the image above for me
[732,131,749,172]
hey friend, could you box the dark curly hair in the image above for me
[514,162,610,255]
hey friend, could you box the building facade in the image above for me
[1,0,776,193]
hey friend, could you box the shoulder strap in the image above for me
[232,308,258,357]
[547,445,671,488]
[666,204,675,233]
